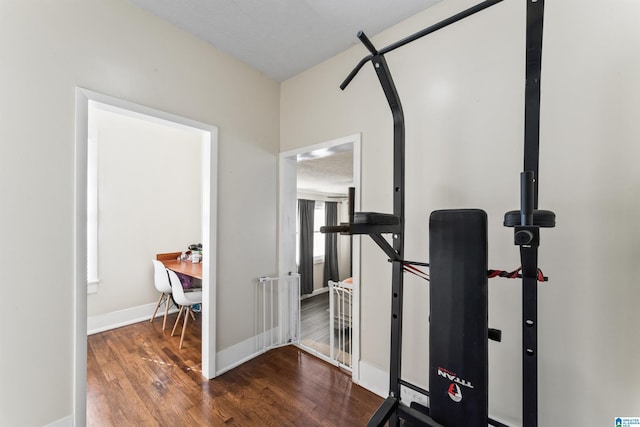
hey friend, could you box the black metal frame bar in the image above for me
[520,1,545,426]
[340,0,504,90]
[524,0,544,208]
[366,51,406,426]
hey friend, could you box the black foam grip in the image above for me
[504,209,556,228]
[319,224,350,234]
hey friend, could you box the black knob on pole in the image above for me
[515,229,535,245]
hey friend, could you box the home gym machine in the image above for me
[320,1,555,426]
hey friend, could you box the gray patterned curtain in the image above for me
[323,201,339,286]
[298,199,315,295]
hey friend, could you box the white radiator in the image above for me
[258,274,300,351]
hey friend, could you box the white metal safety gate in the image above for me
[258,274,300,351]
[329,280,353,370]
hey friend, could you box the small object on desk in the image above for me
[188,243,203,251]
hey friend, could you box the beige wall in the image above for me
[88,107,202,316]
[281,0,640,425]
[0,0,279,425]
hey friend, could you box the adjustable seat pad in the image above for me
[429,209,488,426]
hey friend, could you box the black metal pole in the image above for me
[521,251,539,426]
[522,1,545,426]
[369,52,405,426]
[524,0,545,208]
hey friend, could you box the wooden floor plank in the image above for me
[87,312,381,426]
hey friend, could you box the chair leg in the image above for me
[179,307,190,349]
[172,306,184,336]
[162,294,171,330]
[150,293,164,322]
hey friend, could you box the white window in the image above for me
[312,201,325,263]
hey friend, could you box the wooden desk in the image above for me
[157,252,202,280]
[161,259,202,280]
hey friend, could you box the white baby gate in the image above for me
[258,274,300,350]
[329,280,353,370]
[258,275,352,371]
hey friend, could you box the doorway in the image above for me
[278,134,361,377]
[74,88,218,426]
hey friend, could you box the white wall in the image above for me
[0,1,279,426]
[281,0,640,425]
[88,107,202,316]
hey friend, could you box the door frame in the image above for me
[278,133,362,381]
[74,88,218,426]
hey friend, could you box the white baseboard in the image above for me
[215,338,264,377]
[87,282,98,294]
[215,328,283,376]
[357,360,431,406]
[45,415,72,427]
[87,301,179,335]
[357,360,388,398]
[88,303,276,378]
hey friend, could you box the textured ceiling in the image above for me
[297,149,353,197]
[129,0,442,81]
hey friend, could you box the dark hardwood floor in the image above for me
[87,311,380,426]
[301,293,331,346]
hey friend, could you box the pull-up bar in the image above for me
[340,0,504,90]
[325,1,556,426]
[325,2,509,427]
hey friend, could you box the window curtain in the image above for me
[298,199,315,295]
[323,201,339,286]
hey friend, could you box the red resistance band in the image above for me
[403,264,548,282]
[403,263,429,281]
[487,267,547,282]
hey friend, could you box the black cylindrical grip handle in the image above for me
[348,187,355,224]
[520,171,535,225]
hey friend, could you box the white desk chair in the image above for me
[151,259,173,330]
[168,269,203,349]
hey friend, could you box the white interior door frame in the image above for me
[278,133,362,381]
[74,88,218,426]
